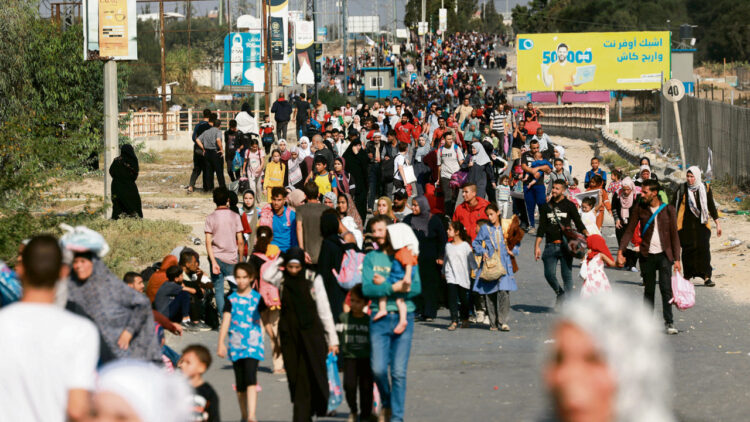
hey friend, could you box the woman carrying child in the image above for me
[472,203,517,331]
[444,221,476,331]
[217,262,265,422]
[263,247,339,422]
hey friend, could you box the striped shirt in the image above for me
[490,111,508,133]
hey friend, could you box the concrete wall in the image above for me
[608,121,659,140]
[138,132,194,152]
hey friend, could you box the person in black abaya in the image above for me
[264,247,339,422]
[316,210,350,323]
[109,144,143,220]
[402,196,446,320]
[342,134,370,221]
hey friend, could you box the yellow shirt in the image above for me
[263,161,285,188]
[548,61,576,91]
[314,172,334,196]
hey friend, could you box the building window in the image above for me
[370,77,384,88]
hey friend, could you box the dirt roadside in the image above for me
[552,135,750,304]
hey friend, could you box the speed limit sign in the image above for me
[662,79,685,103]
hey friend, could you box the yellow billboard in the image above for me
[516,31,671,92]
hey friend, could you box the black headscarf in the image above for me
[241,102,252,113]
[320,212,340,239]
[282,247,317,329]
[119,144,139,175]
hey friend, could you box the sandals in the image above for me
[500,324,510,332]
[447,322,458,331]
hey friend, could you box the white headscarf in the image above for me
[685,166,709,223]
[554,145,565,159]
[298,136,312,159]
[387,223,420,255]
[96,360,193,422]
[471,142,491,166]
[552,292,675,422]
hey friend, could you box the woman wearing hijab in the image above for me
[462,141,495,199]
[110,144,143,220]
[287,147,305,189]
[297,136,312,158]
[337,192,364,232]
[262,247,339,422]
[63,230,162,364]
[343,136,370,220]
[402,196,446,321]
[553,145,571,174]
[333,157,354,196]
[235,102,259,136]
[635,165,668,203]
[611,177,639,271]
[277,139,292,162]
[545,292,676,422]
[675,166,721,287]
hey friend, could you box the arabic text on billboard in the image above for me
[516,31,670,92]
[223,32,265,92]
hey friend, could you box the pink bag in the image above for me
[252,253,281,310]
[669,271,695,310]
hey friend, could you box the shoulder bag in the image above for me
[481,228,507,280]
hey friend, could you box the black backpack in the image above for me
[139,262,162,284]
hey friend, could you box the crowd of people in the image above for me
[1,31,723,422]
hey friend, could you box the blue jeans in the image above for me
[210,258,235,320]
[542,243,573,296]
[370,312,414,422]
[523,184,547,227]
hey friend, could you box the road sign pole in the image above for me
[673,101,687,170]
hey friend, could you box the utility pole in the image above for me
[103,60,118,216]
[342,0,348,96]
[420,0,425,78]
[262,0,271,116]
[159,0,167,140]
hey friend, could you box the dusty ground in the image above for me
[554,135,750,304]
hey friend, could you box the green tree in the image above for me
[0,8,127,213]
[166,47,206,92]
[479,1,505,34]
[687,0,750,62]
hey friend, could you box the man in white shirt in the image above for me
[0,235,99,422]
[437,133,465,216]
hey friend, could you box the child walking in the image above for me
[263,150,287,201]
[337,284,375,422]
[580,234,616,297]
[217,263,264,422]
[472,203,517,332]
[444,221,476,331]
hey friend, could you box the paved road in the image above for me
[168,67,750,421]
[171,221,750,422]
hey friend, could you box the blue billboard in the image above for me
[223,32,265,91]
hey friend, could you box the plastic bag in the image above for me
[326,353,343,414]
[59,224,110,257]
[669,270,695,310]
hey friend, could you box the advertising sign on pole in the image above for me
[516,31,671,92]
[83,0,138,60]
[295,20,315,85]
[269,0,289,63]
[224,32,265,92]
[438,8,447,32]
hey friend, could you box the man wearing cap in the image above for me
[271,93,292,141]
